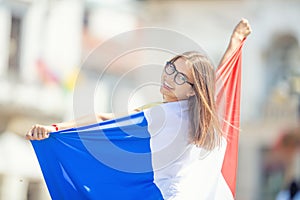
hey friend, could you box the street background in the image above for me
[0,0,299,199]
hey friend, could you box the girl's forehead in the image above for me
[173,57,193,79]
[173,57,192,71]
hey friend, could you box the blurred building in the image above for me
[0,0,83,199]
[0,0,299,199]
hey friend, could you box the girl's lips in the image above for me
[162,81,174,90]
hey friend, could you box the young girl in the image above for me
[26,19,251,199]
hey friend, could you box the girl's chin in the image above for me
[160,88,178,102]
[160,86,169,95]
[160,87,168,97]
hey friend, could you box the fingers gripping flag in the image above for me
[31,40,245,200]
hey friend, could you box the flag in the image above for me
[217,38,245,198]
[31,39,245,200]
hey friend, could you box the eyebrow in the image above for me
[171,61,193,81]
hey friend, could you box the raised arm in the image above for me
[218,19,252,67]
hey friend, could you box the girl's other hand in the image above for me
[25,124,56,140]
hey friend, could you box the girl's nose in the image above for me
[164,73,175,84]
[163,70,174,78]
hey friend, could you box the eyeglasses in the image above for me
[164,61,194,87]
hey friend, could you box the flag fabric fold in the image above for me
[31,39,245,200]
[217,38,245,197]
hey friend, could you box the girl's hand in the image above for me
[231,18,252,42]
[218,19,252,67]
[26,124,56,140]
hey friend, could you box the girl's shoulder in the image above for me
[134,100,189,112]
[133,102,163,112]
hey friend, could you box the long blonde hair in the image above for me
[170,52,222,150]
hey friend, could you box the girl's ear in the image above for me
[187,90,195,98]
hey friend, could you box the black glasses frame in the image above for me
[164,61,194,87]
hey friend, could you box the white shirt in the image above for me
[144,100,233,200]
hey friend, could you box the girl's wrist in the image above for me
[229,33,244,50]
[231,32,243,43]
[51,124,59,131]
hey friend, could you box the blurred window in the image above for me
[8,16,22,78]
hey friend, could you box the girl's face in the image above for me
[160,57,195,102]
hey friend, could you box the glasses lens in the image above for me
[165,62,175,75]
[175,73,186,85]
